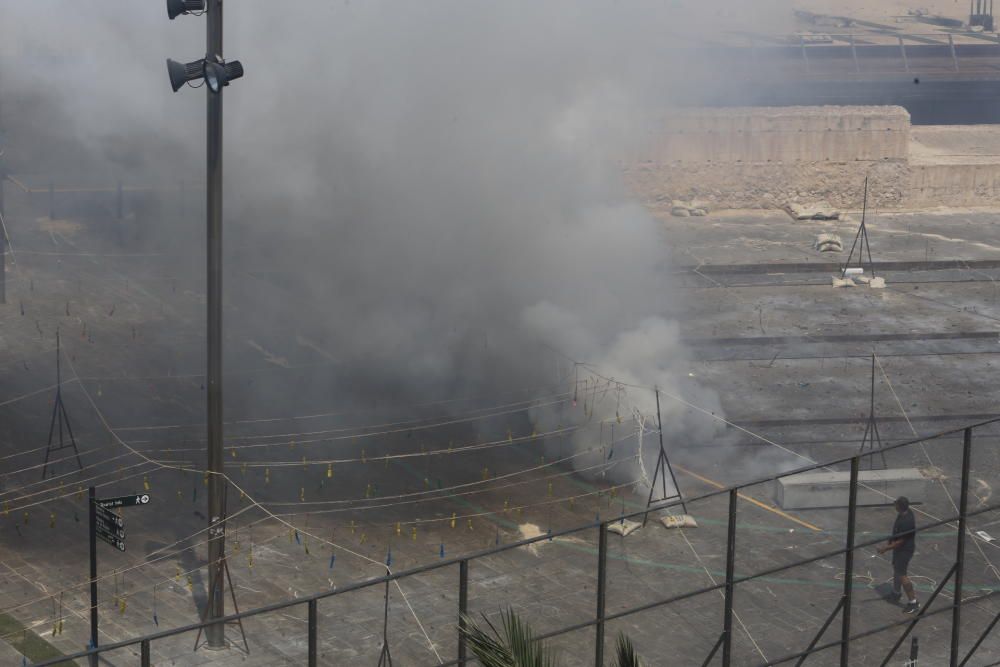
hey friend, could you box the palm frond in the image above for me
[460,608,558,667]
[613,632,643,667]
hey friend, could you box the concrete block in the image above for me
[776,468,928,509]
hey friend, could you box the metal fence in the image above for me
[33,419,1000,667]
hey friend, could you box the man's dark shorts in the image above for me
[893,550,913,578]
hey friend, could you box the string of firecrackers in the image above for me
[0,373,594,489]
[0,382,575,484]
[35,428,632,525]
[0,462,163,516]
[214,421,586,469]
[110,380,576,433]
[126,389,573,449]
[4,383,632,518]
[268,450,639,516]
[0,498,272,622]
[0,383,609,510]
[0,475,639,649]
[142,393,575,454]
[4,384,648,540]
[0,452,640,629]
[0,449,152,501]
[0,365,631,626]
[0,416,596,513]
[0,433,633,614]
[0,528,288,645]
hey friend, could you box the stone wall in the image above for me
[627,160,908,211]
[908,163,1000,208]
[640,106,910,164]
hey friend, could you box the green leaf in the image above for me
[613,632,642,667]
[460,608,558,667]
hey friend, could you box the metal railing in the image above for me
[33,418,1000,666]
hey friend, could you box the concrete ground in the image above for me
[2,187,1000,665]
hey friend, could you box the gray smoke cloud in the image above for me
[1,1,792,483]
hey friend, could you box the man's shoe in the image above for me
[904,602,920,614]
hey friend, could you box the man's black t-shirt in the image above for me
[892,509,916,556]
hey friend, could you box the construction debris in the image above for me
[671,200,709,218]
[832,276,855,288]
[870,276,886,289]
[787,201,841,221]
[814,233,843,253]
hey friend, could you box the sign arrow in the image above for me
[97,494,150,508]
[96,532,126,552]
[95,521,126,541]
[94,505,124,528]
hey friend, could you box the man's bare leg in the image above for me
[901,575,916,603]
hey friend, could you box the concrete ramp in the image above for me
[776,468,928,510]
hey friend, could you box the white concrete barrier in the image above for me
[776,468,928,510]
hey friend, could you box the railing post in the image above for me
[840,456,860,666]
[951,428,973,666]
[596,522,608,667]
[140,639,150,667]
[722,489,738,666]
[949,33,960,71]
[458,559,469,666]
[899,36,910,72]
[308,599,317,667]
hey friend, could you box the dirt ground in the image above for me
[793,0,971,25]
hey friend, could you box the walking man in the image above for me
[878,496,919,613]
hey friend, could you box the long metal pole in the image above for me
[595,522,608,666]
[458,560,468,666]
[656,389,686,514]
[88,486,98,667]
[307,599,317,667]
[722,489,737,666]
[205,0,227,649]
[840,456,860,666]
[951,428,973,666]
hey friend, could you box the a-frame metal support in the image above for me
[193,555,249,654]
[842,177,877,280]
[643,388,687,526]
[376,571,393,666]
[858,353,888,470]
[41,330,83,479]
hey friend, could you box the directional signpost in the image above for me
[94,504,126,551]
[97,493,151,509]
[88,487,150,667]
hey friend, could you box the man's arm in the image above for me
[878,539,902,554]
